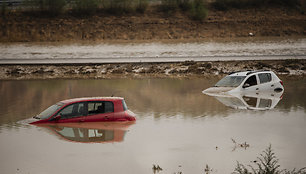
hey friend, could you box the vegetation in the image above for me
[233,145,306,174]
[4,0,304,19]
[73,0,100,15]
[213,0,301,11]
[161,0,208,21]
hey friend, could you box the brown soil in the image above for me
[0,6,306,42]
[1,60,305,80]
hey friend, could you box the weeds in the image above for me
[231,138,250,151]
[31,0,66,16]
[1,2,8,18]
[161,0,208,21]
[73,0,100,15]
[189,0,208,21]
[233,145,306,174]
[213,0,301,11]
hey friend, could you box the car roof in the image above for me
[228,70,273,76]
[60,97,124,104]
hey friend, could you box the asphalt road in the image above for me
[0,55,305,64]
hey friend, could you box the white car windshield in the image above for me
[215,76,246,87]
[37,102,64,119]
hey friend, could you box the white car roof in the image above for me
[228,70,273,77]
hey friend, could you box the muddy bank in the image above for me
[1,59,305,80]
[0,6,305,42]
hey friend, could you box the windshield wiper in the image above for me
[33,116,40,119]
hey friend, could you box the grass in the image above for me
[161,0,208,21]
[213,0,302,11]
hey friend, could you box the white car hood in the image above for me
[202,87,235,97]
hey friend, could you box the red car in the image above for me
[30,97,136,124]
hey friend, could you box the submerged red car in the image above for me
[30,97,136,124]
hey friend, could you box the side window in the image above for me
[88,101,114,115]
[105,102,114,113]
[244,75,257,87]
[58,102,85,119]
[258,73,272,84]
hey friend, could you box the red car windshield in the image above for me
[37,102,64,120]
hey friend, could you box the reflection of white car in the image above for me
[203,70,284,95]
[211,90,283,110]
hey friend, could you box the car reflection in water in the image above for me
[36,122,135,143]
[203,90,284,110]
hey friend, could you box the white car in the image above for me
[203,70,284,95]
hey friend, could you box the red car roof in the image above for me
[60,97,124,104]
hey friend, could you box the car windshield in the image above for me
[37,102,64,120]
[215,76,246,87]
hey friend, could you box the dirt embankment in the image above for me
[1,60,305,80]
[0,6,306,42]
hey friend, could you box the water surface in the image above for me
[0,76,305,174]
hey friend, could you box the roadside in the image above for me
[1,5,305,42]
[1,59,305,80]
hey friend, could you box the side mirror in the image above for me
[243,83,250,88]
[52,114,61,121]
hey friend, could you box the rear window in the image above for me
[88,101,114,115]
[258,73,272,84]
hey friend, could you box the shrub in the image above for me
[102,0,136,15]
[22,0,66,16]
[1,2,8,17]
[160,0,180,13]
[136,0,149,13]
[213,0,301,10]
[233,145,306,174]
[73,0,100,15]
[189,0,208,21]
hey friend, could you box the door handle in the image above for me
[256,88,259,90]
[271,84,274,87]
[79,119,85,122]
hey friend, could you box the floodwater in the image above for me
[0,76,305,174]
[0,38,305,64]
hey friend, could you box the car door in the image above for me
[242,75,259,92]
[55,102,87,123]
[257,73,274,91]
[84,101,114,122]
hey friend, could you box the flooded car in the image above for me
[36,122,134,143]
[203,70,284,95]
[210,90,284,110]
[29,97,136,124]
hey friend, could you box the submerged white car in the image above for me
[203,70,284,95]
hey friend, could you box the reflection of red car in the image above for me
[36,122,135,143]
[30,97,136,124]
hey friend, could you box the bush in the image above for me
[73,0,100,15]
[160,0,180,13]
[189,0,208,21]
[1,2,8,17]
[102,0,137,15]
[22,0,66,16]
[136,0,149,13]
[213,0,301,10]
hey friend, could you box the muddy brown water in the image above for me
[0,76,305,174]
